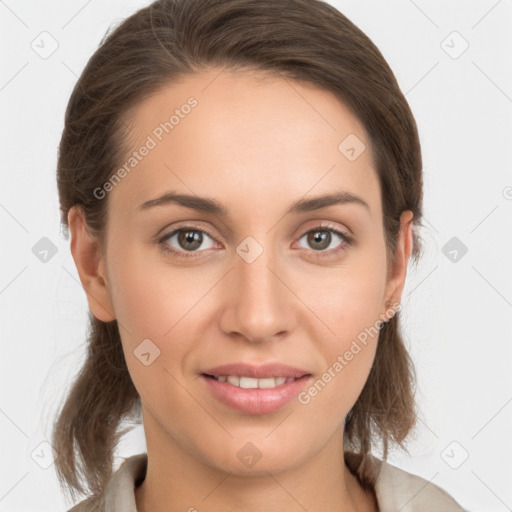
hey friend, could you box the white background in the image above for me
[1,0,511,510]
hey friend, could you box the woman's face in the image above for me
[83,68,412,474]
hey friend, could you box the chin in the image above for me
[201,437,310,477]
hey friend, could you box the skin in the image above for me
[69,68,414,512]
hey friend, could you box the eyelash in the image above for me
[157,222,353,260]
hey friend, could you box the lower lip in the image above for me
[200,375,312,415]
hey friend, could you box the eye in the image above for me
[157,222,353,259]
[296,224,353,258]
[159,226,216,258]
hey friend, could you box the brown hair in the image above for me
[53,0,423,502]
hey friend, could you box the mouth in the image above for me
[199,362,313,415]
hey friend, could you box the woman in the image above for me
[53,0,466,510]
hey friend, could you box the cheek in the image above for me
[300,256,387,341]
[107,244,200,337]
[105,249,187,390]
[294,256,386,410]
[297,284,381,427]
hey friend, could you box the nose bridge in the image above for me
[223,234,293,341]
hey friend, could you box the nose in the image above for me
[218,240,298,344]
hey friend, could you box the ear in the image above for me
[381,210,414,319]
[67,205,116,322]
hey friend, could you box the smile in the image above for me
[200,373,312,415]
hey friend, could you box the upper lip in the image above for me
[201,363,311,379]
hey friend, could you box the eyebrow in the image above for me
[138,190,371,216]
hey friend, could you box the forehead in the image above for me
[109,68,380,221]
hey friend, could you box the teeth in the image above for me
[213,375,295,389]
[240,377,259,389]
[259,378,279,388]
[227,376,240,387]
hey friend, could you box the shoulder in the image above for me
[345,451,467,511]
[67,495,101,512]
[376,457,466,511]
[66,453,148,512]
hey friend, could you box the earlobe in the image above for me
[67,206,116,322]
[382,210,414,319]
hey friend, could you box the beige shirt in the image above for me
[68,452,467,511]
